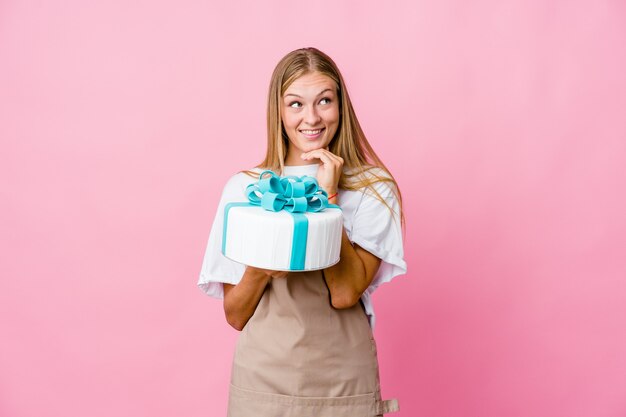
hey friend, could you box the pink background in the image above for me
[2,1,625,416]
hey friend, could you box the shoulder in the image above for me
[343,165,397,200]
[344,164,390,179]
[220,168,262,200]
[225,168,261,186]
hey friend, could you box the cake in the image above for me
[221,170,343,271]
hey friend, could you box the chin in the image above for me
[289,135,332,154]
[296,140,321,151]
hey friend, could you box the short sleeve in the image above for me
[197,174,248,299]
[349,176,407,296]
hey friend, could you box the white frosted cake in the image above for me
[221,204,343,271]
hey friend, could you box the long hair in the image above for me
[244,47,404,227]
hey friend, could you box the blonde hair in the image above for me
[243,47,404,227]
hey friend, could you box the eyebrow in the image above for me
[284,88,334,98]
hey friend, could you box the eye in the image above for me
[289,101,302,108]
[319,97,332,105]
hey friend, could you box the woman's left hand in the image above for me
[301,147,343,195]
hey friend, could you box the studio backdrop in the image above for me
[1,1,625,416]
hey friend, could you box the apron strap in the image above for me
[376,398,400,414]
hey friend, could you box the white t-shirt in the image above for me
[197,163,407,329]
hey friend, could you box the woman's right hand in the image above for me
[246,265,289,280]
[223,266,287,331]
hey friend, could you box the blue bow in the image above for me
[245,170,330,213]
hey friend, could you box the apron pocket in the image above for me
[228,383,399,417]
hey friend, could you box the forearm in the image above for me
[323,228,372,309]
[223,267,271,331]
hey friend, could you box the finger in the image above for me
[302,149,341,165]
[302,148,333,159]
[301,149,325,160]
[316,151,336,167]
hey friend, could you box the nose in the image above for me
[303,105,321,126]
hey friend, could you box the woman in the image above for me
[198,47,407,417]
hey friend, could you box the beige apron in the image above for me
[227,270,399,417]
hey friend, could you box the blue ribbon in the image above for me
[245,170,332,213]
[222,170,340,271]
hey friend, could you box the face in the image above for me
[281,72,340,165]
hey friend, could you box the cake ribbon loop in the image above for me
[245,170,330,213]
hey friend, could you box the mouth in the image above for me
[299,128,325,139]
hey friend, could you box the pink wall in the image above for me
[2,1,625,416]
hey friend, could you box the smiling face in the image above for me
[281,72,340,165]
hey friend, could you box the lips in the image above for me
[299,128,325,138]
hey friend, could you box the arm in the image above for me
[322,198,382,309]
[300,148,382,309]
[223,266,287,331]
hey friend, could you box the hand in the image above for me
[300,147,344,195]
[246,265,289,279]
